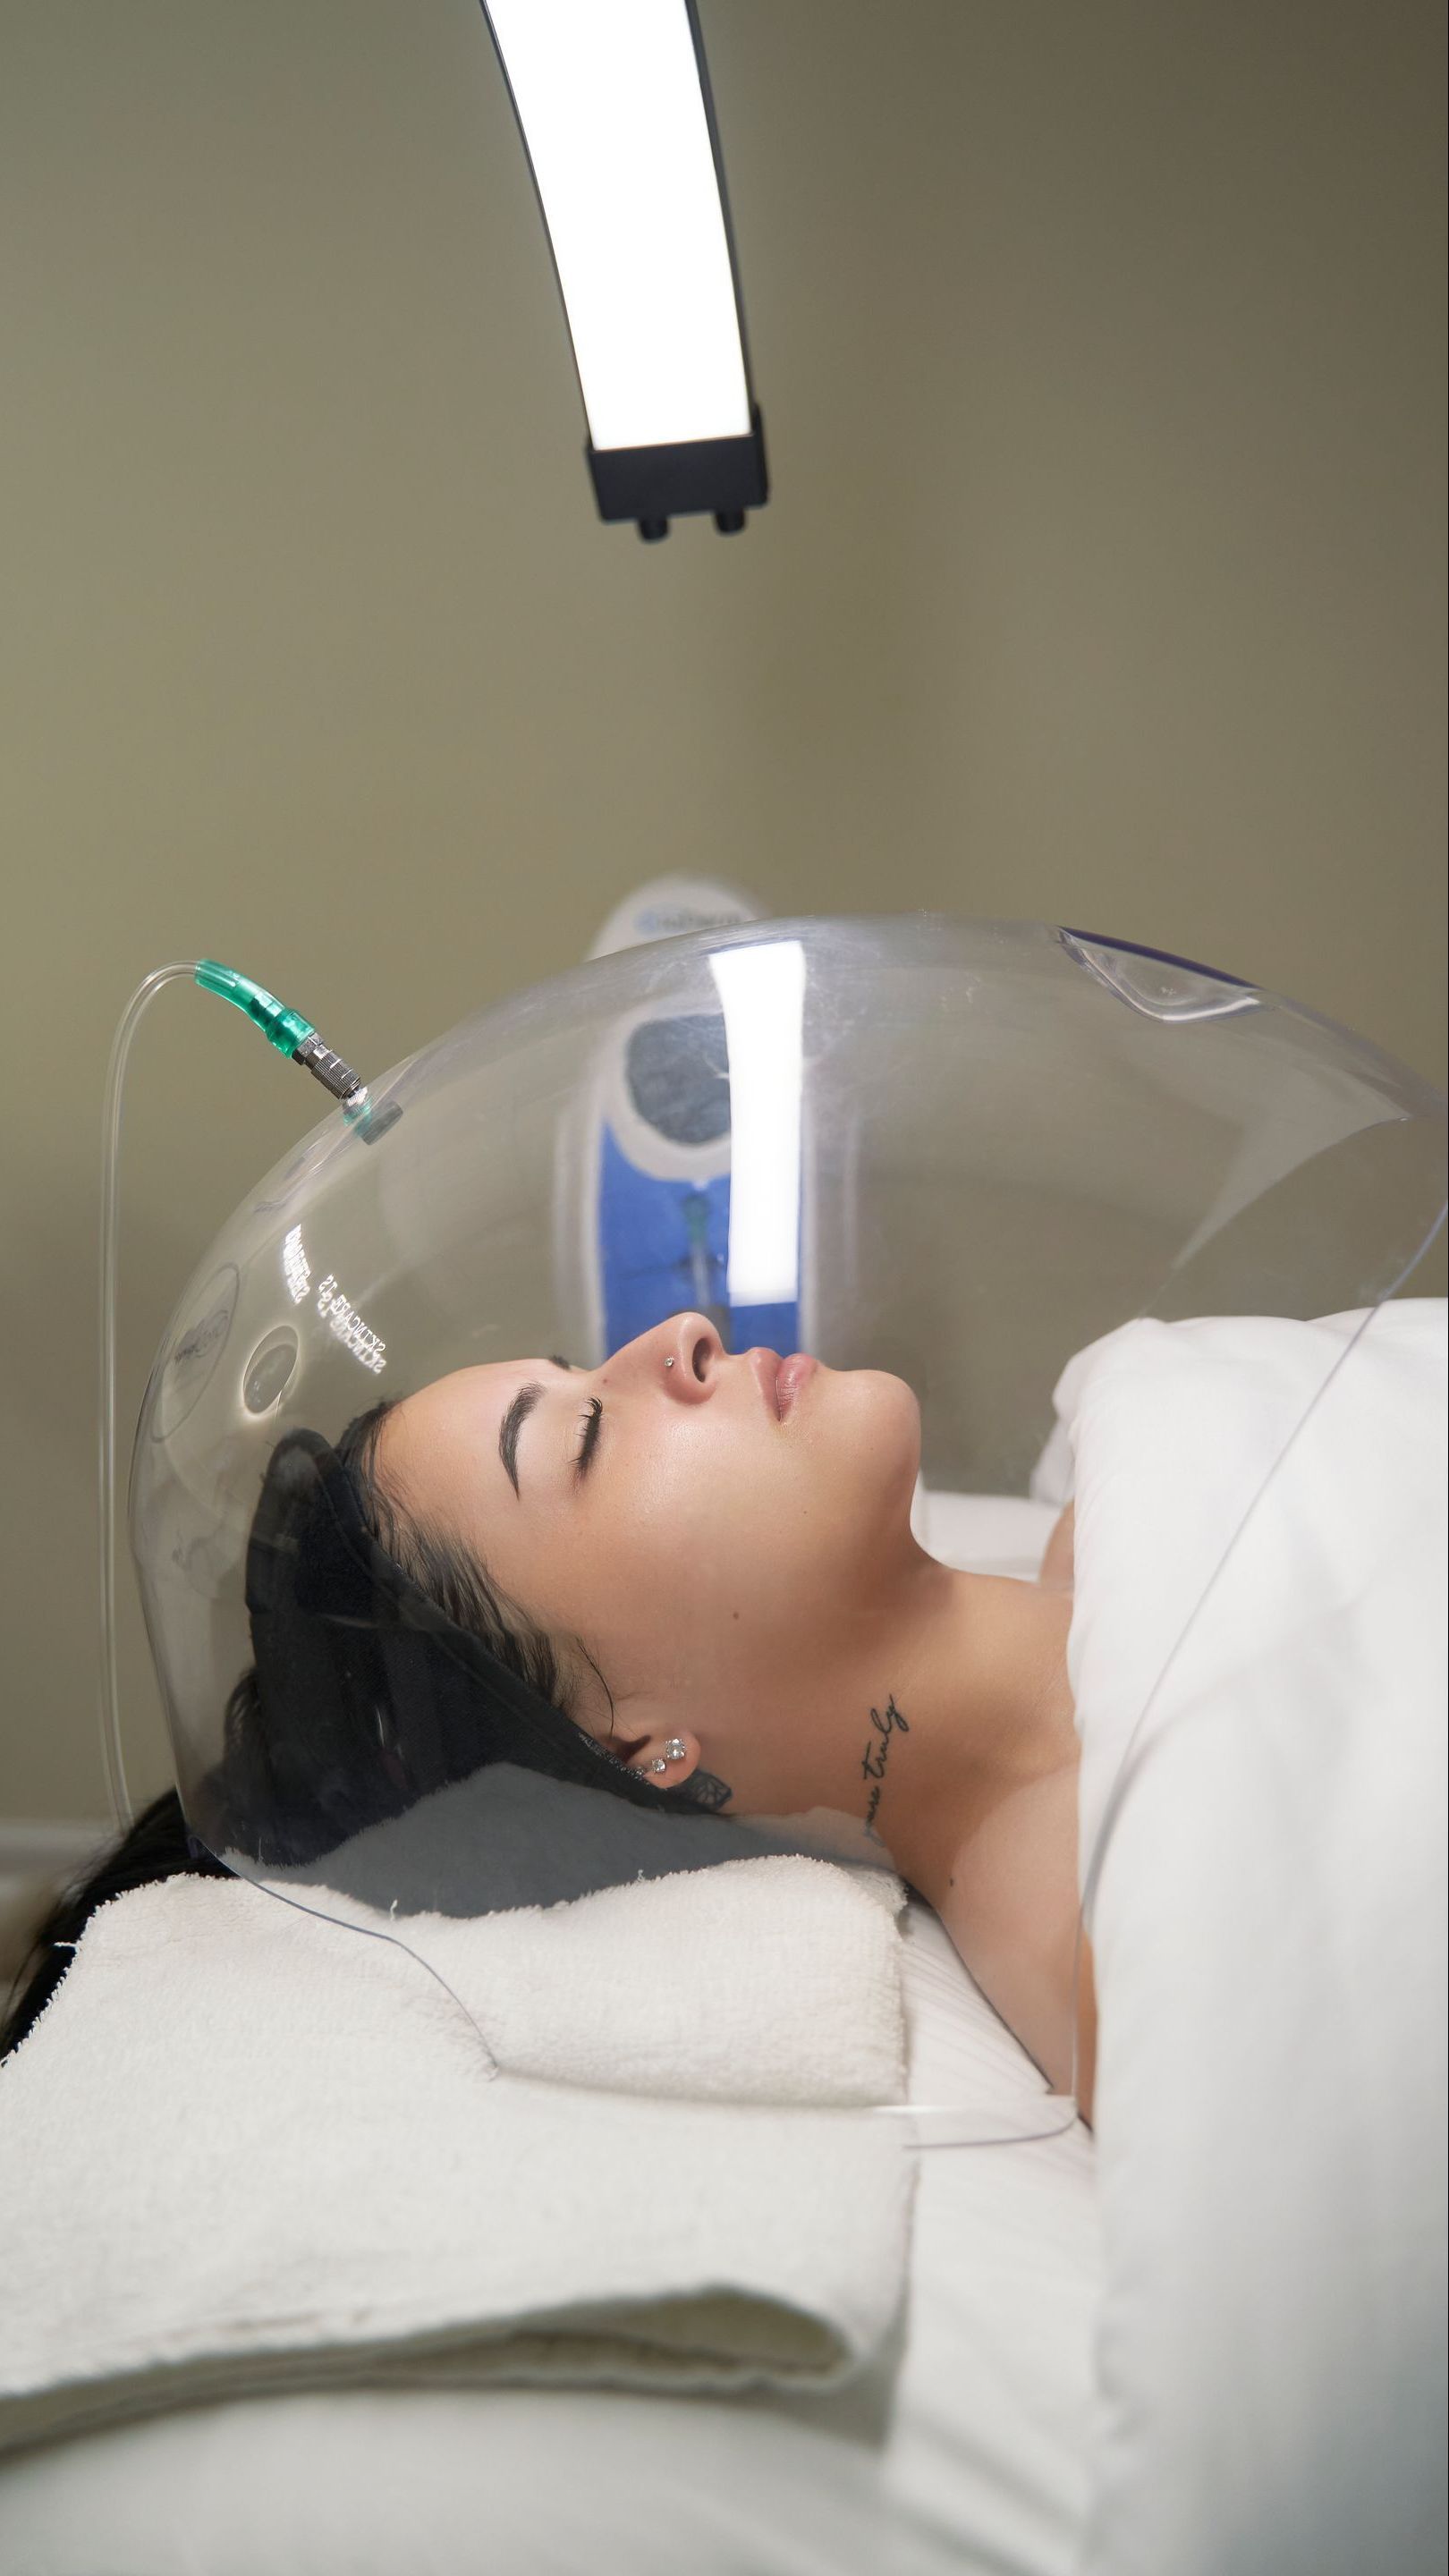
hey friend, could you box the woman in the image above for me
[4,1311,1096,2118]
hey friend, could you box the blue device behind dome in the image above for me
[596,1114,800,1360]
[573,879,805,1360]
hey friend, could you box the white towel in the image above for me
[0,1853,912,2455]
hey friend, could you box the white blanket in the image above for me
[1061,1300,1446,2576]
[0,1853,913,2453]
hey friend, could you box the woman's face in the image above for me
[375,1313,921,1813]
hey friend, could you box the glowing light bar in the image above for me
[482,0,767,536]
[709,941,806,1308]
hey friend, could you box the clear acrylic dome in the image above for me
[130,919,1446,2144]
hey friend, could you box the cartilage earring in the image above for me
[663,1738,687,1762]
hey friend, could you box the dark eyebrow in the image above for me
[498,1381,545,1496]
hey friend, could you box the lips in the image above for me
[747,1347,818,1421]
[775,1353,817,1421]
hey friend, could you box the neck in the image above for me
[840,1555,1080,1911]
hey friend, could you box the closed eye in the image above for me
[573,1397,603,1482]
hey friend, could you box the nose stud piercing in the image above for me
[665,1356,675,1368]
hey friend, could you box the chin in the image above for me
[817,1363,921,1502]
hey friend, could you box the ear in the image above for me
[622,1724,704,1785]
[565,1657,733,1808]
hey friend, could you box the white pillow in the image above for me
[911,1486,1058,1580]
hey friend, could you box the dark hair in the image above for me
[2,1395,713,2063]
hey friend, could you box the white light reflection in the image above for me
[708,942,806,1309]
[315,1275,386,1376]
[282,1225,311,1306]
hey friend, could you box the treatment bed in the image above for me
[2,1301,1443,2576]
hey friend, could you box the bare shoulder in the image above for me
[936,1772,1096,2125]
[1038,1501,1075,1593]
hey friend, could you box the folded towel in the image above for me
[287,1844,908,2104]
[0,1853,912,2454]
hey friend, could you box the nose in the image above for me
[661,1310,727,1397]
[609,1312,724,1402]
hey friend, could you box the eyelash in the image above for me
[573,1397,603,1480]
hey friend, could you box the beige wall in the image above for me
[1,0,1443,1822]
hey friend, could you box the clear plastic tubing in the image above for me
[98,960,371,1828]
[97,964,201,1829]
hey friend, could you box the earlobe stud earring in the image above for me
[663,1738,687,1761]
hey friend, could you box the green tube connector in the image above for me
[194,961,316,1060]
[192,959,400,1135]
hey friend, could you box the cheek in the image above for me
[574,1426,783,1646]
[510,1376,922,1657]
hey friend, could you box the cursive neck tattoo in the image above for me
[860,1693,910,1837]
